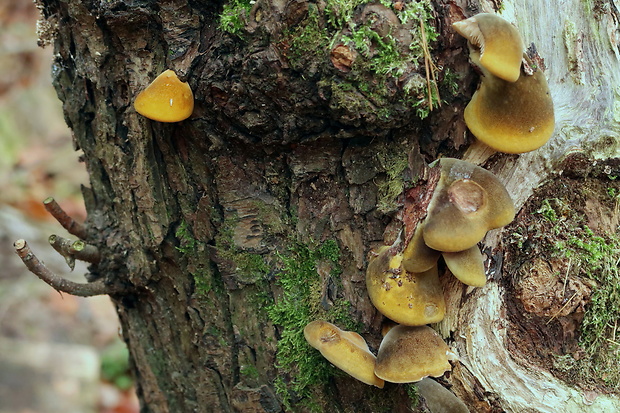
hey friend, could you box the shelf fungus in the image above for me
[452,13,524,83]
[134,69,194,122]
[454,13,555,153]
[374,325,457,383]
[304,320,384,388]
[423,158,515,253]
[366,246,446,326]
[399,158,514,287]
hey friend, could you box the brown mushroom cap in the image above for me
[442,245,487,287]
[463,55,555,153]
[374,325,455,383]
[304,320,384,388]
[402,220,441,274]
[423,158,515,252]
[453,13,524,83]
[366,247,445,326]
[134,69,194,122]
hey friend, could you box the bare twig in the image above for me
[49,234,101,267]
[43,197,88,239]
[14,239,121,297]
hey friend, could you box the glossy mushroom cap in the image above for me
[134,69,194,122]
[416,378,471,413]
[374,325,455,383]
[453,13,524,83]
[423,158,515,252]
[442,245,487,287]
[304,320,384,388]
[366,247,445,326]
[402,220,441,274]
[464,55,555,153]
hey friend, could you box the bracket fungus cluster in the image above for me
[300,11,555,410]
[304,159,513,399]
[134,69,194,123]
[453,13,555,154]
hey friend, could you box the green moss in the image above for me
[219,0,252,36]
[537,198,620,389]
[285,4,330,70]
[375,141,410,214]
[281,0,441,121]
[266,239,359,411]
[175,221,214,296]
[240,364,260,380]
[214,213,270,285]
[406,383,420,409]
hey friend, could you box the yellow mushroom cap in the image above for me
[453,13,524,83]
[402,219,441,274]
[464,55,555,153]
[423,158,515,252]
[374,325,455,383]
[134,69,194,122]
[442,245,487,287]
[366,247,445,326]
[303,320,384,388]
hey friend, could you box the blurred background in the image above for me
[0,1,138,412]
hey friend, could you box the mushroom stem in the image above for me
[43,197,88,240]
[14,239,122,297]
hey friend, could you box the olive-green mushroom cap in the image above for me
[402,220,441,274]
[375,325,455,383]
[423,158,515,252]
[442,245,487,287]
[463,55,555,154]
[453,13,524,83]
[304,320,384,388]
[366,247,445,326]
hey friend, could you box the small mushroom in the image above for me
[453,13,524,83]
[134,69,194,122]
[366,247,445,326]
[463,54,555,154]
[374,325,456,383]
[442,245,487,287]
[423,158,515,252]
[304,320,384,388]
[402,219,441,274]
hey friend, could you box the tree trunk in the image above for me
[32,0,620,411]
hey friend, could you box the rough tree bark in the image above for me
[26,0,620,411]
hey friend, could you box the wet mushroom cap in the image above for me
[304,320,385,388]
[442,245,487,287]
[453,13,524,83]
[402,220,441,274]
[366,247,445,326]
[416,378,470,413]
[134,69,194,122]
[375,325,455,383]
[463,55,555,153]
[423,158,515,252]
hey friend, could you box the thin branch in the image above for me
[49,234,101,266]
[43,197,88,239]
[14,239,122,297]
